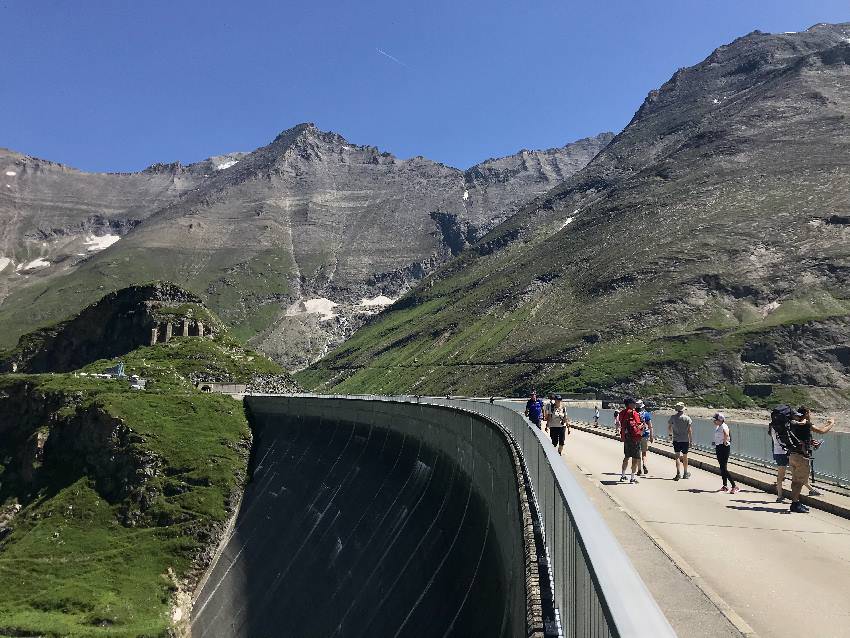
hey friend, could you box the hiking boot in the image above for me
[790,502,810,513]
[730,486,740,494]
[683,471,691,479]
[619,475,628,482]
[720,485,728,492]
[636,469,642,476]
[642,465,648,474]
[809,489,822,497]
[630,477,639,484]
[673,473,681,481]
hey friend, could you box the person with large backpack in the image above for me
[618,398,644,484]
[770,404,835,513]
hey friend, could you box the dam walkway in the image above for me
[190,395,850,638]
[554,423,850,638]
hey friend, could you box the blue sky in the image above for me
[1,1,847,172]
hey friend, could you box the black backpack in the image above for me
[769,405,803,454]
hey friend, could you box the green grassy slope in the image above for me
[0,329,289,635]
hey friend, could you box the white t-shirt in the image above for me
[545,404,568,427]
[770,427,786,455]
[713,423,730,446]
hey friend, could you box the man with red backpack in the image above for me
[618,397,643,484]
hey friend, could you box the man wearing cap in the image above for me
[636,399,653,476]
[544,394,571,455]
[667,402,693,480]
[525,391,545,429]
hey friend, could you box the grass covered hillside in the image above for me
[301,25,850,409]
[0,287,296,637]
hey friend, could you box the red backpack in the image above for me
[620,409,642,440]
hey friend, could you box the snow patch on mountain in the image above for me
[84,234,121,252]
[215,160,239,171]
[18,258,50,271]
[286,298,338,321]
[360,295,396,307]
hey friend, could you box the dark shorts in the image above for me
[549,426,566,446]
[623,438,641,460]
[773,453,789,467]
[673,441,690,455]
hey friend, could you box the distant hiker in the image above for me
[525,391,545,429]
[612,409,620,429]
[618,398,643,484]
[545,394,571,455]
[593,407,600,427]
[489,396,495,404]
[636,399,653,475]
[713,413,738,493]
[667,402,693,480]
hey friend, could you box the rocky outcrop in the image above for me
[1,282,216,373]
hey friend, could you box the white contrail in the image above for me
[376,48,407,67]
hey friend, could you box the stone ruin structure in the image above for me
[150,318,214,345]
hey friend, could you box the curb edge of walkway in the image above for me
[574,463,759,638]
[570,423,850,521]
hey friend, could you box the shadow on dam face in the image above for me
[191,397,529,638]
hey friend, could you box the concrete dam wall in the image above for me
[191,396,537,637]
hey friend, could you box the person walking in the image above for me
[618,398,643,484]
[799,406,832,496]
[713,413,738,493]
[769,418,790,502]
[525,391,545,430]
[544,394,571,455]
[593,407,600,427]
[788,406,835,512]
[668,402,693,480]
[636,399,653,475]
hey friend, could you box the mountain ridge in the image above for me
[302,22,850,409]
[0,125,613,368]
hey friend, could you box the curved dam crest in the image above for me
[192,396,536,637]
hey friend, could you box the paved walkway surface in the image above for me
[559,427,850,638]
[565,453,743,638]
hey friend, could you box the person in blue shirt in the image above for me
[636,399,653,475]
[524,390,545,429]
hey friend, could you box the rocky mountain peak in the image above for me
[631,22,850,128]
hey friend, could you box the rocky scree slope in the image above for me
[302,23,850,409]
[0,287,293,637]
[0,126,611,369]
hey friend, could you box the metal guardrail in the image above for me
[271,394,677,638]
[548,406,848,487]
